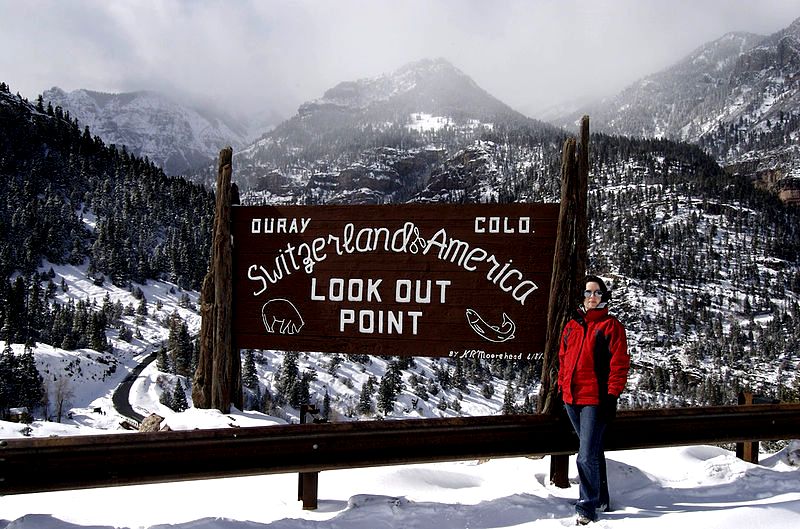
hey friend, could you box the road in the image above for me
[111,349,158,427]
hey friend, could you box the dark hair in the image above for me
[584,274,611,303]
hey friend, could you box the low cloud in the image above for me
[1,0,798,120]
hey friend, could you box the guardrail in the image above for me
[2,403,799,508]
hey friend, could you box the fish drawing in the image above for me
[465,308,516,343]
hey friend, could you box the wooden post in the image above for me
[736,391,759,464]
[538,116,590,415]
[549,452,570,489]
[300,472,319,510]
[538,116,590,487]
[191,273,215,408]
[192,147,242,413]
[576,116,589,284]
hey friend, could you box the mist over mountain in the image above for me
[40,87,275,176]
[551,31,765,139]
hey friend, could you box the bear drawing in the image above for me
[261,299,305,334]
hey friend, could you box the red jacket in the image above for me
[558,306,629,405]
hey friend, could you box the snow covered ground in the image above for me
[1,263,799,528]
[1,431,799,529]
[3,378,800,529]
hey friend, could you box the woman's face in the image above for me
[583,281,604,311]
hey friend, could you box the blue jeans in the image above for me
[565,403,609,521]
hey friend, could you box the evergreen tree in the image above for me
[166,312,193,376]
[502,384,516,415]
[242,349,259,390]
[357,377,375,415]
[15,348,44,411]
[118,324,133,343]
[136,296,148,317]
[175,322,193,376]
[88,311,108,351]
[0,343,16,417]
[453,360,468,390]
[289,369,316,409]
[522,393,535,414]
[156,345,170,372]
[276,352,299,404]
[322,390,331,420]
[377,375,396,415]
[434,361,451,390]
[159,386,174,409]
[172,380,189,412]
[327,354,342,376]
[377,361,404,415]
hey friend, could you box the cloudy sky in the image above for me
[1,0,798,121]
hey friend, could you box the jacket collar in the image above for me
[576,305,609,323]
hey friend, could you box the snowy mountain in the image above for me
[298,57,521,122]
[551,31,765,140]
[551,16,800,203]
[551,17,800,143]
[41,87,271,176]
[225,58,561,202]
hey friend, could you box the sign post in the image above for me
[538,115,591,487]
[192,147,242,413]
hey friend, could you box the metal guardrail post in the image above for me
[298,404,320,510]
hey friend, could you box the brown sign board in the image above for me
[231,203,559,359]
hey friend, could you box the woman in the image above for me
[558,275,629,525]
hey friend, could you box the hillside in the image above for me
[0,84,214,289]
[552,17,800,204]
[584,135,799,405]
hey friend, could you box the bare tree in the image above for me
[53,375,75,423]
[41,377,52,421]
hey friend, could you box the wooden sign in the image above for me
[232,204,558,359]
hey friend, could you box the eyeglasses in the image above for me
[584,290,604,298]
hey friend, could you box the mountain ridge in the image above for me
[41,86,273,176]
[551,30,767,139]
[549,15,800,205]
[299,58,522,122]
[227,57,561,203]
